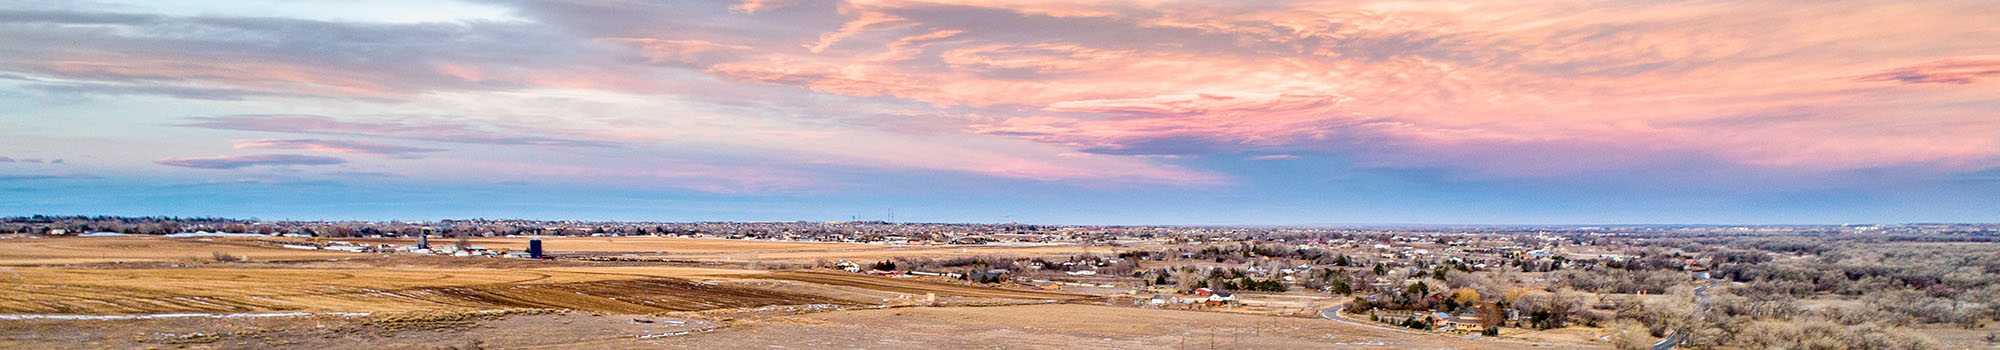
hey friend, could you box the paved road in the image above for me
[1320,304,1588,348]
[1320,306,1424,334]
[1651,281,1718,350]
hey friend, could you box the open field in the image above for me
[0,235,1626,349]
[11,235,1145,266]
[274,235,1137,262]
[658,244,1132,262]
[0,304,1613,350]
[0,236,360,265]
[278,236,872,254]
[0,266,1090,315]
[0,266,846,315]
[1916,321,2000,350]
[0,310,719,349]
[652,303,1602,349]
[0,237,1090,316]
[760,271,1094,301]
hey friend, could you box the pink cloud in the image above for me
[231,139,443,158]
[155,154,345,169]
[1857,59,2000,85]
[596,38,752,64]
[680,1,2000,178]
[1246,155,1298,161]
[10,0,1998,187]
[184,115,616,148]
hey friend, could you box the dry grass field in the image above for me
[760,271,1094,301]
[0,236,1616,349]
[651,303,1605,349]
[278,235,1139,263]
[0,267,1091,315]
[0,236,359,265]
[0,310,720,349]
[261,235,1147,264]
[0,266,836,314]
[0,237,1095,317]
[0,303,1612,349]
[275,236,870,254]
[662,244,1131,262]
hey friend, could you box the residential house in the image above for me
[1440,314,1487,334]
[1205,291,1235,306]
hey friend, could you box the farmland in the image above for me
[649,303,1591,350]
[269,235,1134,262]
[0,266,811,314]
[15,222,1992,350]
[274,236,873,255]
[0,236,1057,315]
[0,236,360,265]
[0,233,1601,349]
[657,244,1133,262]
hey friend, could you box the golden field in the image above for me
[652,303,1591,350]
[275,236,870,254]
[0,236,360,266]
[278,235,1136,262]
[0,236,1601,349]
[0,236,1090,315]
[0,266,788,314]
[660,244,1132,262]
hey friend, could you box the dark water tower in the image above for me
[528,239,543,259]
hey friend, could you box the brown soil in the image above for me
[647,303,1606,349]
[762,271,1095,301]
[0,310,718,349]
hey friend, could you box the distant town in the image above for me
[10,215,1994,244]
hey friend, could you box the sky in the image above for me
[1,0,1996,225]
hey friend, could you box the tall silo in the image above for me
[528,239,543,259]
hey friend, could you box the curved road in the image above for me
[1321,281,1716,350]
[1652,280,1718,350]
[1320,306,1424,334]
[1320,305,1587,348]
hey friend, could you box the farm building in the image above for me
[1440,314,1487,334]
[1204,291,1234,306]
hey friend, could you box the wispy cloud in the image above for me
[0,173,99,181]
[1246,155,1298,161]
[16,159,54,164]
[0,8,610,100]
[2,0,1996,197]
[155,154,346,169]
[0,157,56,164]
[183,115,616,148]
[1856,59,2000,85]
[232,138,442,158]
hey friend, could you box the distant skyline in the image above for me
[2,0,1997,225]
